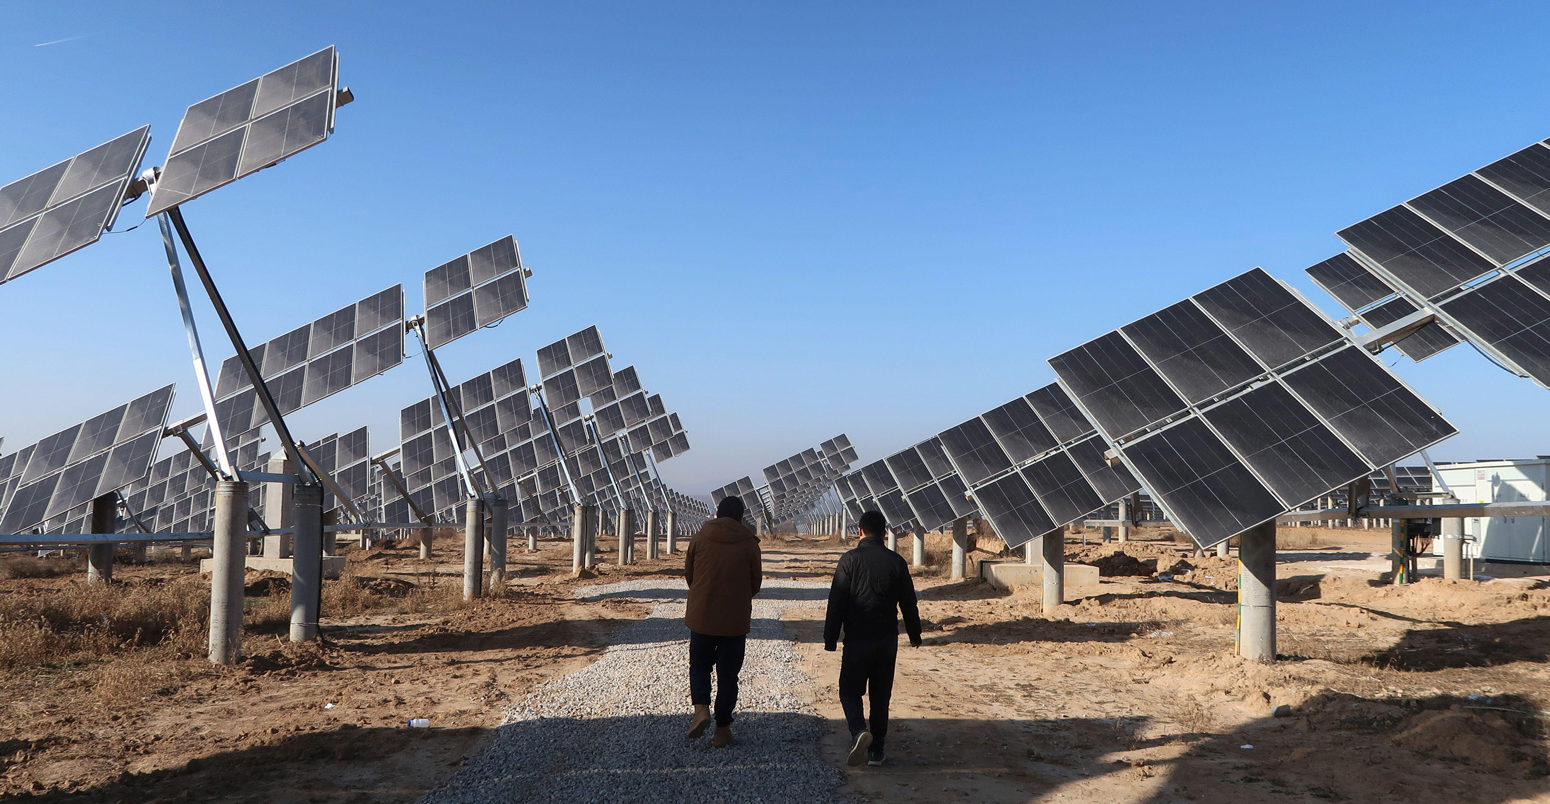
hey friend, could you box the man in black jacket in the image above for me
[823,509,922,767]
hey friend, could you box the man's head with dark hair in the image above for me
[716,495,746,521]
[858,510,886,538]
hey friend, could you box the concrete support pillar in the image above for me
[571,504,587,574]
[583,504,598,569]
[463,497,485,601]
[418,525,432,560]
[209,480,250,664]
[950,517,968,581]
[911,525,925,568]
[1217,539,1229,558]
[1237,521,1276,662]
[1041,530,1064,615]
[617,508,636,566]
[1442,505,1465,581]
[1024,541,1036,566]
[289,484,323,643]
[86,493,116,585]
[1117,497,1130,543]
[887,530,898,552]
[486,497,507,595]
[262,454,294,559]
[646,510,660,560]
[527,525,538,552]
[666,511,678,554]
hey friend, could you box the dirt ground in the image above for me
[3,525,1550,802]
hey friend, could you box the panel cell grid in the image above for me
[1048,332,1185,439]
[1121,418,1284,549]
[1122,299,1263,404]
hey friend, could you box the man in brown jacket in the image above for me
[684,495,763,747]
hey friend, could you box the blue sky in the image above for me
[4,1,1550,495]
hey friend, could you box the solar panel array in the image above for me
[710,476,770,530]
[757,435,857,524]
[304,427,370,515]
[423,236,529,349]
[209,285,404,442]
[1050,268,1457,548]
[1308,136,1550,388]
[398,357,529,520]
[0,385,176,533]
[0,126,151,285]
[145,47,340,216]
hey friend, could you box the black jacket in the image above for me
[823,535,922,649]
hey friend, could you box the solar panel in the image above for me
[213,285,404,436]
[980,397,1057,462]
[145,47,339,216]
[1047,332,1185,439]
[938,416,1015,485]
[1438,274,1550,386]
[423,236,526,349]
[1020,451,1103,527]
[1281,345,1457,468]
[0,126,152,285]
[973,472,1054,549]
[0,384,175,532]
[1052,268,1455,548]
[1121,299,1263,404]
[1306,252,1395,312]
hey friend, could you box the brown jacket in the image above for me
[684,516,762,636]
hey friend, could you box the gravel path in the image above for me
[421,577,845,803]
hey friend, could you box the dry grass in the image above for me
[0,576,207,668]
[1277,530,1327,550]
[0,554,79,579]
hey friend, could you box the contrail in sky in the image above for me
[34,35,87,47]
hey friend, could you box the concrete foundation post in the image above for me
[209,480,250,664]
[1041,530,1064,615]
[617,509,636,565]
[887,530,898,552]
[571,504,586,574]
[418,525,432,560]
[1217,539,1229,558]
[1442,506,1465,581]
[666,511,678,554]
[1237,521,1276,662]
[289,484,324,643]
[527,525,538,552]
[487,497,507,595]
[583,505,598,569]
[911,525,925,568]
[86,493,116,585]
[1024,541,1036,565]
[463,497,485,601]
[1117,497,1130,543]
[262,454,294,558]
[950,517,968,580]
[646,510,660,560]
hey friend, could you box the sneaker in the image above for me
[846,731,873,766]
[867,748,885,767]
[687,707,712,739]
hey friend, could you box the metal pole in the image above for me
[165,208,311,482]
[86,493,116,584]
[571,504,586,574]
[666,510,678,554]
[1390,518,1408,585]
[209,480,249,664]
[1041,530,1063,615]
[487,496,507,595]
[1237,521,1276,662]
[463,497,485,601]
[645,509,660,560]
[157,214,236,478]
[289,484,324,643]
[911,525,925,568]
[1117,497,1130,543]
[951,517,968,581]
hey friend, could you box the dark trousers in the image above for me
[839,637,897,752]
[689,631,746,727]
